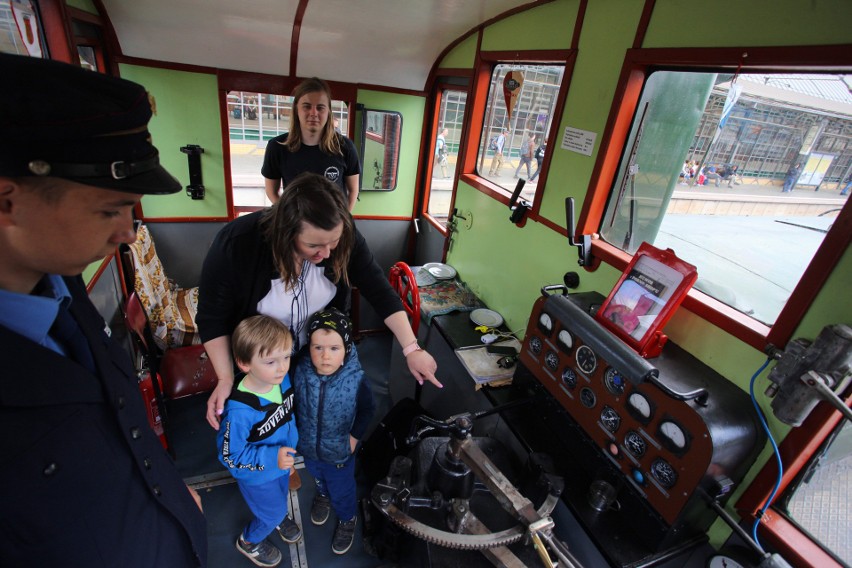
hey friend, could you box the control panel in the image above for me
[514,292,764,564]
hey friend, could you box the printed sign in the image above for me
[562,126,597,156]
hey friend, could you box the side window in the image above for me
[1,0,44,57]
[228,90,349,211]
[427,89,467,226]
[476,63,563,203]
[599,71,850,328]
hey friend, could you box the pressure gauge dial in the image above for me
[603,367,626,396]
[539,312,553,333]
[545,350,559,372]
[650,458,678,489]
[658,420,688,453]
[580,387,596,409]
[575,345,597,376]
[627,392,652,422]
[561,368,578,389]
[557,329,573,353]
[529,336,543,355]
[600,406,621,433]
[624,431,646,457]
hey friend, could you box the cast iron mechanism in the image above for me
[370,409,582,567]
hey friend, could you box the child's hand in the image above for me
[278,446,296,470]
[349,435,358,454]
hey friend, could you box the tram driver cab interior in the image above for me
[362,224,781,568]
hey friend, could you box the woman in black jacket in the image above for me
[198,173,441,429]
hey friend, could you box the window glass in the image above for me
[477,63,563,202]
[780,419,851,565]
[599,71,851,326]
[228,90,349,209]
[428,89,467,225]
[1,0,44,57]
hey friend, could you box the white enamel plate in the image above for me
[470,308,504,328]
[423,262,457,279]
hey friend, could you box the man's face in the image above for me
[297,91,330,137]
[0,178,140,289]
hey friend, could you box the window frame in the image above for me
[583,45,852,353]
[216,72,358,217]
[461,49,575,217]
[587,46,852,566]
[422,82,470,233]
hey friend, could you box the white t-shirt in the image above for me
[256,262,337,350]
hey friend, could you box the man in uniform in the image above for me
[0,53,207,566]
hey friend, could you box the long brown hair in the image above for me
[259,173,353,288]
[282,77,343,155]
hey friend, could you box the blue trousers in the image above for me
[304,455,357,521]
[238,473,291,543]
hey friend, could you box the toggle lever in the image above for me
[509,179,531,226]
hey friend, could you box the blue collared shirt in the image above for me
[0,274,71,355]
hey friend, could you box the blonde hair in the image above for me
[232,315,293,364]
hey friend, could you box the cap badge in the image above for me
[27,160,51,176]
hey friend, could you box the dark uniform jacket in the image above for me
[0,276,207,567]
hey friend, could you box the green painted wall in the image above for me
[646,0,852,48]
[118,64,227,218]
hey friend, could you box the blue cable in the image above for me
[748,357,783,551]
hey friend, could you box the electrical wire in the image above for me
[748,356,783,551]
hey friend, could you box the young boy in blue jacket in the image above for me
[294,308,375,555]
[218,315,301,567]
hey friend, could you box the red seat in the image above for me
[125,292,218,401]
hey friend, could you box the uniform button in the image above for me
[153,485,162,496]
[43,462,59,476]
[117,396,126,409]
[143,458,152,470]
[130,427,142,439]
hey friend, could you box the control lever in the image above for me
[508,179,531,225]
[565,197,591,266]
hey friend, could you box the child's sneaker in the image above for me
[236,534,282,567]
[310,493,331,525]
[331,516,357,555]
[277,515,302,544]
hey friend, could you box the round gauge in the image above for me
[650,458,678,489]
[627,392,652,421]
[659,420,688,452]
[580,387,596,408]
[539,312,553,332]
[544,350,559,371]
[603,367,626,396]
[575,345,597,375]
[557,330,573,352]
[600,406,621,433]
[561,368,577,389]
[624,431,646,457]
[529,336,543,355]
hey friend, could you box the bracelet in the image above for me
[402,340,422,357]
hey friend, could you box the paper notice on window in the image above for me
[561,126,597,156]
